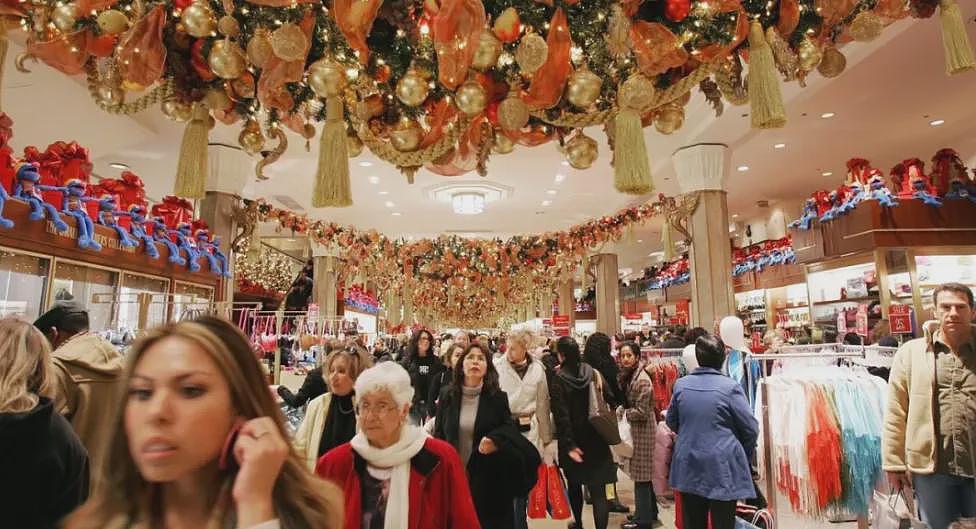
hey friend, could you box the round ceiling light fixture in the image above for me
[452,192,486,215]
[426,181,514,216]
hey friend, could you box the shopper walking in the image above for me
[882,283,976,529]
[583,332,629,514]
[427,342,465,418]
[0,317,89,529]
[434,343,541,529]
[294,347,372,469]
[552,336,616,529]
[617,341,662,529]
[278,340,338,408]
[34,300,123,481]
[63,316,343,529]
[495,328,554,529]
[316,361,481,529]
[400,329,445,425]
[667,334,759,529]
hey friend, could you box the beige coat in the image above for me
[52,333,124,478]
[882,322,975,475]
[293,393,334,470]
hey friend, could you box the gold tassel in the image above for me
[613,108,653,195]
[173,103,211,199]
[662,221,675,261]
[312,98,352,208]
[940,0,976,75]
[747,20,787,129]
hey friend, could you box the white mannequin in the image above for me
[719,316,752,352]
[681,343,699,371]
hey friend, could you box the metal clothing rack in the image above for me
[749,349,873,529]
[639,346,684,359]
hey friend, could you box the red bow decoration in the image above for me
[151,195,194,229]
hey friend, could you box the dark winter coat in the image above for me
[551,363,616,485]
[426,368,453,418]
[277,366,327,408]
[434,388,541,529]
[400,353,446,412]
[0,397,90,529]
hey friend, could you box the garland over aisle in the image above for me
[10,0,975,207]
[255,195,671,326]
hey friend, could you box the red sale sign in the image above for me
[856,305,869,337]
[889,304,912,334]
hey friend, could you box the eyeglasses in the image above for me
[357,401,398,416]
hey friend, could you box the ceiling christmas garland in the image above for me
[9,0,973,207]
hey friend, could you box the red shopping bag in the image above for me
[527,465,548,519]
[545,465,572,520]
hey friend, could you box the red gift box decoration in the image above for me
[151,195,194,230]
[0,113,14,193]
[22,141,93,209]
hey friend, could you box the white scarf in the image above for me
[350,425,429,529]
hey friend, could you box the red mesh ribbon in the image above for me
[29,31,89,75]
[333,0,384,65]
[631,21,689,77]
[697,7,748,60]
[524,8,571,110]
[873,0,909,20]
[431,0,486,90]
[777,0,800,37]
[118,5,167,87]
[257,14,313,112]
[425,115,483,176]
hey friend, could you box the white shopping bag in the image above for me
[611,415,634,460]
[871,490,929,529]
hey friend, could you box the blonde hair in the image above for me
[323,347,373,382]
[0,317,53,413]
[65,316,343,529]
[508,328,535,351]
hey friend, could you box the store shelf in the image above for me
[774,304,810,310]
[811,296,879,306]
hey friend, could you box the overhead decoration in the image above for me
[10,0,972,205]
[253,194,675,326]
[732,236,795,276]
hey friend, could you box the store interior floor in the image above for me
[528,473,860,529]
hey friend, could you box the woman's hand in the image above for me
[568,448,584,463]
[478,437,498,455]
[232,417,288,528]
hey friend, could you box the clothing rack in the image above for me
[639,346,684,359]
[749,349,872,529]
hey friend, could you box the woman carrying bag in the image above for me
[618,341,662,529]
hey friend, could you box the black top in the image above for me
[426,368,453,418]
[318,393,357,458]
[0,398,90,529]
[552,364,616,485]
[402,353,445,408]
[277,367,328,408]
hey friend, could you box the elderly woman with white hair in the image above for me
[493,327,553,529]
[316,361,481,529]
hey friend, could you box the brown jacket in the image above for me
[52,333,124,478]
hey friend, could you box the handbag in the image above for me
[588,370,622,445]
[871,489,928,529]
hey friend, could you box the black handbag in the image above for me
[588,370,621,445]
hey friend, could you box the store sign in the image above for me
[856,305,869,337]
[553,315,571,337]
[889,304,912,334]
[675,300,690,326]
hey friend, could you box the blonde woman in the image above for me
[493,327,553,529]
[1,317,89,529]
[64,316,343,529]
[294,347,373,469]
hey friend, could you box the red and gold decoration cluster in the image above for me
[11,0,974,206]
[257,196,665,325]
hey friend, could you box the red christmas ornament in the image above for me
[665,0,691,22]
[174,0,193,11]
[486,100,500,125]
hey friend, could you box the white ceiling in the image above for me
[5,6,976,278]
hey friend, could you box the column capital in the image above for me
[207,143,254,196]
[672,143,731,193]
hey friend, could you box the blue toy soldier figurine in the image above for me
[96,195,138,248]
[148,216,186,265]
[13,162,68,232]
[124,205,160,259]
[0,184,13,228]
[173,222,201,272]
[59,179,102,251]
[210,235,232,278]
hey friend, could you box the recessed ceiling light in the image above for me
[774,143,786,149]
[392,212,402,216]
[541,200,552,206]
[561,161,570,167]
[546,189,557,195]
[822,171,833,177]
[637,239,643,243]
[929,119,945,127]
[368,176,380,184]
[378,190,389,195]
[820,112,835,119]
[359,161,373,167]
[554,173,566,183]
[737,165,749,172]
[384,201,395,208]
[732,214,739,218]
[109,162,129,170]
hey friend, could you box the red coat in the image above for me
[316,438,482,529]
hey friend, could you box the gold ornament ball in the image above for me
[181,1,217,38]
[307,58,347,98]
[390,118,424,152]
[217,15,240,37]
[455,80,488,116]
[204,88,232,110]
[498,94,529,132]
[565,68,602,109]
[271,23,308,62]
[817,47,847,78]
[208,39,246,80]
[247,29,274,69]
[493,132,515,154]
[96,9,128,34]
[239,121,265,154]
[849,11,883,42]
[797,37,822,70]
[51,3,78,32]
[346,133,364,158]
[97,84,125,107]
[619,74,655,111]
[654,103,685,135]
[396,70,429,107]
[565,133,598,170]
[472,31,503,71]
[162,99,193,121]
[515,33,549,73]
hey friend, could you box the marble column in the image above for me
[200,144,253,302]
[673,143,734,329]
[558,280,576,328]
[386,290,402,328]
[311,242,341,320]
[593,253,621,335]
